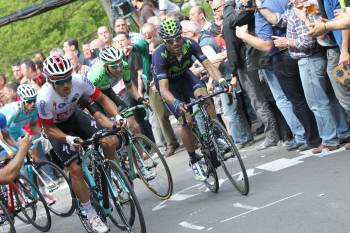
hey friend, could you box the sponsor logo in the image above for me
[39,100,47,116]
[71,93,79,103]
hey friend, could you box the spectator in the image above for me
[20,59,42,88]
[49,48,64,56]
[114,17,143,43]
[88,39,105,67]
[11,63,23,83]
[2,82,19,104]
[147,16,161,27]
[308,7,350,33]
[158,0,181,19]
[131,0,156,26]
[82,41,92,62]
[65,50,89,76]
[34,52,46,62]
[189,6,211,30]
[63,38,87,65]
[97,26,113,46]
[0,74,7,90]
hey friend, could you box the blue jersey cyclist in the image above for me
[0,84,40,160]
[152,19,230,181]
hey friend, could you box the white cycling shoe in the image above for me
[89,215,109,233]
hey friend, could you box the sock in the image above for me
[81,200,97,220]
[188,151,198,164]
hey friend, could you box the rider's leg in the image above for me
[68,160,90,203]
[101,135,119,160]
[127,116,141,135]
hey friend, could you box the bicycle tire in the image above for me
[13,174,51,232]
[0,200,16,233]
[132,134,173,200]
[211,119,249,195]
[105,160,146,233]
[33,160,75,217]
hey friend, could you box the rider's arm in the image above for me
[201,59,223,81]
[125,81,142,101]
[1,130,17,148]
[0,134,32,185]
[158,79,177,104]
[94,92,119,117]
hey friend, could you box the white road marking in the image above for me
[171,193,201,201]
[233,203,259,210]
[221,193,302,222]
[256,158,303,172]
[179,221,206,230]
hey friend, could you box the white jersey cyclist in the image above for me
[37,74,100,124]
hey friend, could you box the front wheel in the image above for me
[14,175,52,232]
[104,160,146,233]
[0,200,16,233]
[211,120,249,195]
[33,160,75,217]
[132,134,173,200]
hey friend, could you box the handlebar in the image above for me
[120,104,150,121]
[75,125,121,148]
[186,88,227,109]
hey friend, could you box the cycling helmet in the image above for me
[17,84,37,101]
[0,113,7,130]
[43,54,73,82]
[159,19,182,40]
[99,46,123,65]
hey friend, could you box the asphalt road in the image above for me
[15,142,350,233]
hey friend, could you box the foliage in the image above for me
[0,0,109,80]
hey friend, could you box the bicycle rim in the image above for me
[132,134,173,199]
[0,200,16,233]
[105,160,146,233]
[14,175,51,232]
[211,120,249,195]
[34,161,75,217]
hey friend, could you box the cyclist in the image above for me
[0,84,57,204]
[87,46,146,135]
[37,54,122,233]
[152,19,229,181]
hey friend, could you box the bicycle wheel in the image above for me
[13,175,51,232]
[33,160,75,217]
[104,159,146,233]
[211,119,249,195]
[132,134,173,200]
[0,200,16,233]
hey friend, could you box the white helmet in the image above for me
[17,84,37,101]
[43,54,73,82]
[99,46,123,65]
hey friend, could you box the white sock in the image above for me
[81,200,97,220]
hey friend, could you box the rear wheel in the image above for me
[211,120,249,195]
[33,160,74,217]
[132,134,173,200]
[0,200,16,233]
[104,160,146,233]
[14,175,51,232]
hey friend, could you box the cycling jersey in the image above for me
[152,38,208,81]
[87,60,131,90]
[0,101,37,140]
[37,74,100,125]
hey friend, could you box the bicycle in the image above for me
[0,197,15,233]
[117,105,173,200]
[23,138,75,217]
[0,159,51,232]
[186,88,249,195]
[75,126,146,233]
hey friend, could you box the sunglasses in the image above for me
[212,4,224,12]
[164,35,182,45]
[107,62,123,69]
[24,99,36,104]
[52,76,72,86]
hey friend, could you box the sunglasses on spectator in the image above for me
[107,62,123,69]
[52,76,72,86]
[212,4,224,12]
[164,35,182,45]
[24,99,36,104]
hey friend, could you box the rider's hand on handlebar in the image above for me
[218,78,230,93]
[66,135,82,149]
[173,99,187,115]
[114,114,127,129]
[137,97,150,107]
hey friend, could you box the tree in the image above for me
[0,0,109,80]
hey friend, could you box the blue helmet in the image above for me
[0,113,7,129]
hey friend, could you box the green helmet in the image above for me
[159,19,182,40]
